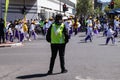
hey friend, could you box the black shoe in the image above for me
[47,71,53,75]
[90,40,92,42]
[105,43,108,45]
[61,69,68,73]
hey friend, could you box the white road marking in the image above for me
[75,76,104,80]
[11,43,23,47]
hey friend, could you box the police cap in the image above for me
[55,14,63,20]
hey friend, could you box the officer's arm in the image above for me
[46,24,52,43]
[63,25,69,44]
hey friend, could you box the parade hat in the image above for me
[89,16,92,19]
[89,24,92,27]
[70,15,74,18]
[18,20,22,23]
[94,19,97,22]
[68,16,72,19]
[67,20,70,23]
[114,16,118,19]
[23,21,27,24]
[49,17,53,20]
[45,19,48,22]
[116,17,119,20]
[31,21,35,24]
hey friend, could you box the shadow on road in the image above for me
[99,44,107,46]
[16,73,48,79]
[78,39,86,43]
[16,72,61,79]
[37,37,46,40]
[78,35,86,37]
[78,41,86,43]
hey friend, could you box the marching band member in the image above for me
[29,21,37,40]
[85,24,93,42]
[43,19,49,35]
[14,21,20,42]
[19,21,24,43]
[23,21,29,41]
[72,18,80,35]
[105,23,115,45]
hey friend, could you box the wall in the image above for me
[0,0,76,21]
[1,0,37,21]
[37,0,76,19]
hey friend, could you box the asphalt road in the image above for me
[0,33,120,80]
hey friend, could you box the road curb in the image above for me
[0,42,23,48]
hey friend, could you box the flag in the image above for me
[4,0,9,27]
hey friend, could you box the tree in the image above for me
[94,7,104,17]
[104,6,110,13]
[104,0,120,13]
[76,0,94,16]
[114,0,120,8]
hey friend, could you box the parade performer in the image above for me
[6,22,14,42]
[105,23,115,45]
[23,21,29,41]
[14,21,20,42]
[29,21,37,40]
[85,24,93,42]
[72,18,80,35]
[43,19,49,35]
[114,17,120,37]
[19,21,24,43]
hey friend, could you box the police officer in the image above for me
[0,18,5,44]
[46,14,69,75]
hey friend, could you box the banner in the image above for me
[4,0,9,27]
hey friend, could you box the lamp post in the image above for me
[60,0,61,13]
[22,0,26,15]
[24,0,25,6]
[0,0,2,18]
[24,0,26,11]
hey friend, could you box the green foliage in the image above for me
[94,7,104,16]
[76,0,94,16]
[104,6,110,13]
[104,0,120,13]
[114,0,120,8]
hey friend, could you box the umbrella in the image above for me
[114,8,120,14]
[108,9,115,14]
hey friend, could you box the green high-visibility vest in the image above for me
[51,23,65,44]
[40,21,44,27]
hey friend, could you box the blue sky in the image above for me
[69,0,76,3]
[97,0,111,3]
[69,0,111,3]
[69,0,111,4]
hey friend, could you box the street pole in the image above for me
[0,0,2,18]
[23,0,26,21]
[24,0,25,6]
[23,0,26,17]
[60,0,61,13]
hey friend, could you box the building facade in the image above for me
[37,0,76,20]
[0,0,76,21]
[0,0,37,21]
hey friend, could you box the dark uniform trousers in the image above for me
[49,44,66,72]
[0,33,5,43]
